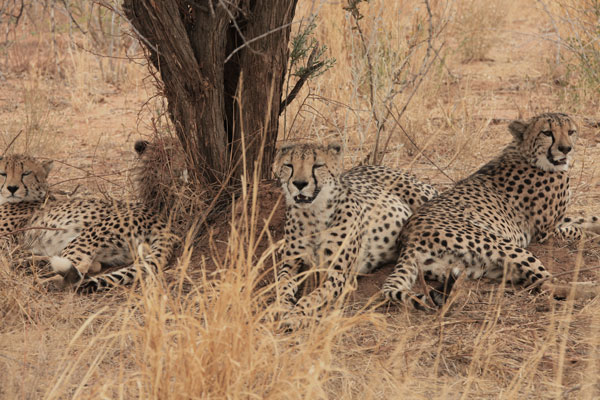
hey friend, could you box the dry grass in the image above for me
[453,0,511,62]
[1,0,600,398]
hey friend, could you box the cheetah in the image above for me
[132,138,189,212]
[133,138,208,236]
[383,113,600,308]
[273,142,438,325]
[0,154,177,293]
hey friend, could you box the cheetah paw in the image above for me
[38,275,70,291]
[541,280,600,301]
[276,308,308,332]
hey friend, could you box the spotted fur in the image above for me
[0,155,53,248]
[132,138,208,238]
[274,142,438,327]
[383,113,600,307]
[132,138,189,212]
[1,154,176,292]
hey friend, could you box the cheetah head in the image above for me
[273,142,342,206]
[509,112,578,172]
[0,154,53,204]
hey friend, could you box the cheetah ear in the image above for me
[41,160,53,177]
[508,119,528,141]
[134,140,149,156]
[327,142,342,155]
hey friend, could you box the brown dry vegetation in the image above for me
[1,0,600,398]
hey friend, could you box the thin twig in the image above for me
[280,47,324,114]
[0,352,33,368]
[346,1,378,163]
[99,0,160,55]
[217,0,255,56]
[2,129,23,155]
[383,100,456,184]
[551,265,600,280]
[70,39,145,61]
[536,0,561,65]
[224,21,296,64]
[58,0,87,35]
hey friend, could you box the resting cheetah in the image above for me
[133,138,209,237]
[132,138,189,212]
[383,113,600,307]
[273,142,438,324]
[0,154,176,293]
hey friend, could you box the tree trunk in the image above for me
[122,0,297,186]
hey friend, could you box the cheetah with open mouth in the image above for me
[274,142,438,326]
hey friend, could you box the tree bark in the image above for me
[122,0,297,187]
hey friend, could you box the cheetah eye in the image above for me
[0,172,5,177]
[541,130,553,137]
[568,129,576,136]
[313,164,325,169]
[22,171,32,176]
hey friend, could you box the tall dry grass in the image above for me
[0,1,147,159]
[535,0,600,113]
[1,0,600,398]
[2,175,600,398]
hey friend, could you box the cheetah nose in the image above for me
[292,180,308,191]
[7,185,18,194]
[558,145,572,154]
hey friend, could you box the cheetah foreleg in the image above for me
[277,220,312,311]
[293,269,348,318]
[281,230,361,328]
[276,258,304,310]
[383,254,439,309]
[280,268,350,331]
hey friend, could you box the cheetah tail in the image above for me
[77,265,136,294]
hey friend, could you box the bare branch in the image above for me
[224,20,296,64]
[58,0,88,34]
[280,46,324,114]
[383,101,456,184]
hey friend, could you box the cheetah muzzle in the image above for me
[294,190,319,204]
